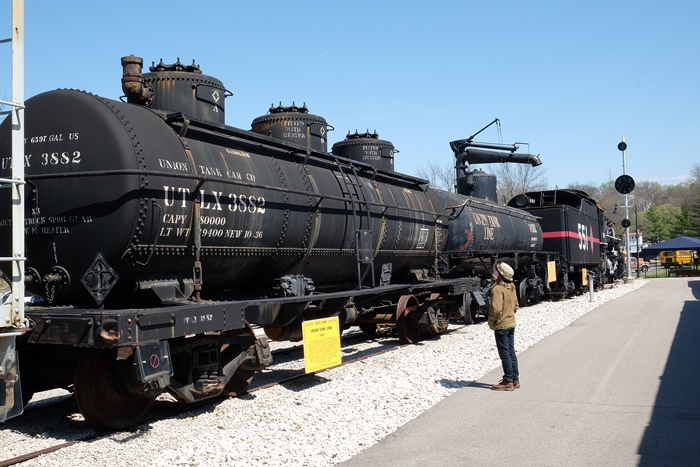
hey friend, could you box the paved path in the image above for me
[340,278,700,467]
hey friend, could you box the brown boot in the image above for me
[512,379,520,389]
[492,379,514,391]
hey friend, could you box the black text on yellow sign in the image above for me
[302,316,342,374]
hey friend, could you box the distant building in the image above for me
[622,231,648,254]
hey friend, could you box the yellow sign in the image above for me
[582,268,588,286]
[547,261,557,283]
[302,316,342,374]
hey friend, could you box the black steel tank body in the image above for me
[435,190,543,255]
[0,89,446,306]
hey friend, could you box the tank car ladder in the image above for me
[332,157,376,289]
[0,0,26,423]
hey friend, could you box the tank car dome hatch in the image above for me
[121,55,230,125]
[331,130,396,172]
[456,169,498,202]
[251,102,331,152]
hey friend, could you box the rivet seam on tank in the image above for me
[297,164,313,247]
[371,180,388,249]
[273,158,289,249]
[388,186,402,252]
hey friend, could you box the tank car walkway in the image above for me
[340,278,700,467]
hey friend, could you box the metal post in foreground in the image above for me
[634,206,640,278]
[0,0,25,423]
[621,136,632,280]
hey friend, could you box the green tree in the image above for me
[671,204,694,237]
[645,204,680,242]
[688,163,700,237]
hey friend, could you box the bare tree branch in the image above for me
[415,160,455,192]
[489,164,548,204]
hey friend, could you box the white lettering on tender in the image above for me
[578,223,588,251]
[577,223,594,252]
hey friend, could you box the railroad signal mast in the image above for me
[614,136,635,281]
[0,0,26,422]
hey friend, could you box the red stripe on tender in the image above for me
[542,231,600,244]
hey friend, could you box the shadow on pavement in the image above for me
[638,279,700,465]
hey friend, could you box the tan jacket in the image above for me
[488,283,518,330]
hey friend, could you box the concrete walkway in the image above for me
[340,278,700,467]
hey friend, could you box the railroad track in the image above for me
[2,325,469,467]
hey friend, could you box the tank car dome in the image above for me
[251,102,330,152]
[121,55,228,125]
[456,168,498,202]
[331,130,396,171]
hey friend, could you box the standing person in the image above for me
[488,262,520,391]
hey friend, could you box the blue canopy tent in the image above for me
[640,236,700,273]
[640,236,700,254]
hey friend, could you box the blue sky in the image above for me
[1,0,698,188]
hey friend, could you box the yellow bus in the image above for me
[660,250,694,268]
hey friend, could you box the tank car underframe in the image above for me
[16,302,272,430]
[441,250,610,307]
[247,278,486,344]
[17,276,484,429]
[516,252,610,304]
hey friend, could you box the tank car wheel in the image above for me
[419,299,451,335]
[461,293,477,325]
[397,295,421,344]
[518,280,529,308]
[463,313,474,325]
[221,324,257,397]
[75,348,153,430]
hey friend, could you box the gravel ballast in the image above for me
[1,280,648,466]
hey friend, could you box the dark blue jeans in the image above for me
[494,328,519,382]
